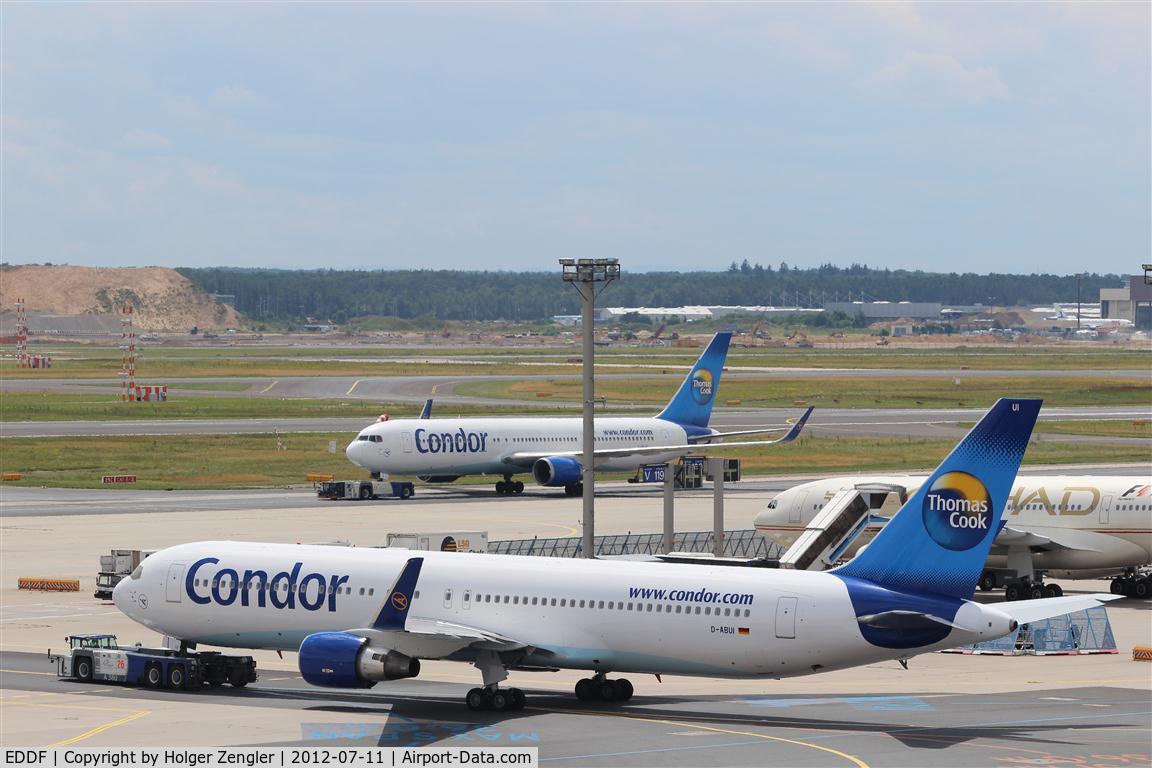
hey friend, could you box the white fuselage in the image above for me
[754,475,1152,576]
[113,541,1012,679]
[346,416,693,476]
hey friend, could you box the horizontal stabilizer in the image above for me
[993,593,1121,625]
[857,610,963,632]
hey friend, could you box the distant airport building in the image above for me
[593,305,823,324]
[1101,276,1152,329]
[823,301,943,320]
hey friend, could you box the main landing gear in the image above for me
[575,673,634,703]
[466,685,526,712]
[1110,569,1151,599]
[563,483,584,497]
[495,475,525,495]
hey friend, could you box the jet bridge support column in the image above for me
[663,465,675,554]
[712,458,724,557]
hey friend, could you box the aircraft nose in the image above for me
[112,575,131,614]
[346,439,366,468]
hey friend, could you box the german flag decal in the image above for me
[738,627,750,635]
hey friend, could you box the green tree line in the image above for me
[177,265,1124,324]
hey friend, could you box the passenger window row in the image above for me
[455,590,751,618]
[192,578,373,596]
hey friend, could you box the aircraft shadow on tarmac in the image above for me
[232,685,1138,751]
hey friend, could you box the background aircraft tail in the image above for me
[833,398,1041,599]
[656,332,732,428]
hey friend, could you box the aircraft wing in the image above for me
[994,525,1107,553]
[499,407,813,467]
[345,557,547,660]
[688,406,815,443]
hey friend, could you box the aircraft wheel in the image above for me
[495,481,506,495]
[572,483,583,496]
[491,690,511,712]
[509,687,526,710]
[1135,579,1150,600]
[1029,585,1044,601]
[513,481,525,494]
[1004,583,1022,602]
[466,688,488,711]
[75,656,93,683]
[145,663,163,688]
[978,572,996,592]
[1111,578,1127,595]
[617,678,634,701]
[1122,580,1137,598]
[167,664,187,690]
[599,680,620,702]
[574,678,595,701]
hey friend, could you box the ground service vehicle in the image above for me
[94,549,154,599]
[50,634,257,690]
[318,480,414,500]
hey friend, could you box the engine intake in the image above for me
[532,456,582,487]
[298,632,420,689]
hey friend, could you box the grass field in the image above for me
[4,342,1148,379]
[0,392,535,422]
[1,432,1147,490]
[457,375,1152,409]
[1030,419,1152,439]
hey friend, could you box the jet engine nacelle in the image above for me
[532,456,582,487]
[298,631,420,689]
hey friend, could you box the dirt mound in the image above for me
[0,266,242,331]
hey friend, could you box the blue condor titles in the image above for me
[186,557,349,612]
[415,428,489,455]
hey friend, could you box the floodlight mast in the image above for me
[560,258,621,558]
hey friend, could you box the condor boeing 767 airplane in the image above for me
[345,332,812,495]
[114,399,1116,711]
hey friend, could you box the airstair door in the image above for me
[165,563,185,603]
[775,596,798,639]
[788,493,807,524]
[1100,495,1112,525]
[401,432,414,453]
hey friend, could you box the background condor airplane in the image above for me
[754,473,1152,593]
[114,398,1117,712]
[346,332,812,495]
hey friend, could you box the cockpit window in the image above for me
[766,500,777,509]
[356,435,383,443]
[131,565,144,580]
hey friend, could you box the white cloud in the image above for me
[121,130,171,151]
[211,84,272,110]
[862,52,1011,106]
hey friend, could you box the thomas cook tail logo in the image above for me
[691,370,714,405]
[922,471,993,551]
[390,592,409,611]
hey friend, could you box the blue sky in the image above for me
[2,3,1147,274]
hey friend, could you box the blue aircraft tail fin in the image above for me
[832,398,1041,599]
[656,332,732,428]
[372,557,423,630]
